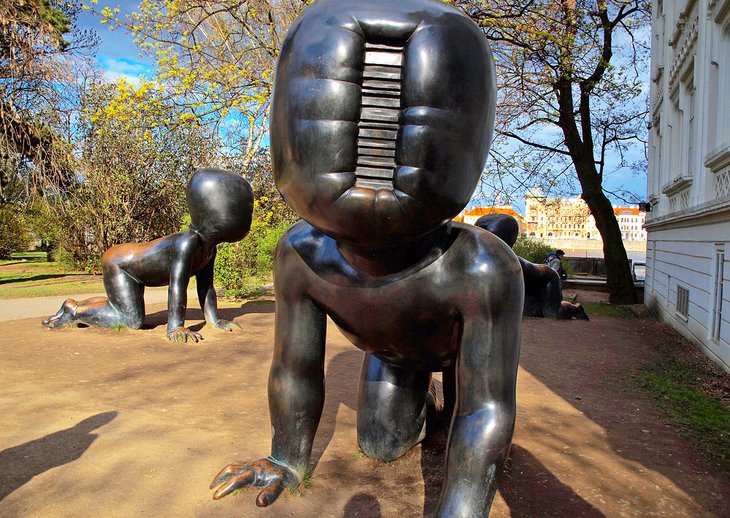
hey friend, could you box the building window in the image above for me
[676,285,690,319]
[710,245,725,342]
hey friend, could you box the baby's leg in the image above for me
[356,354,433,461]
[88,261,145,329]
[45,263,146,329]
[42,297,102,328]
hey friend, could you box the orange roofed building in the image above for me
[524,188,646,242]
[613,207,647,242]
[456,206,523,228]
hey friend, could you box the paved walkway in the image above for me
[0,288,198,322]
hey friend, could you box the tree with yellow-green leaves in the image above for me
[92,0,308,169]
[59,77,217,265]
[85,0,306,287]
[457,0,650,304]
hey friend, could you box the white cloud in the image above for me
[97,57,150,86]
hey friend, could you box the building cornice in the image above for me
[668,13,698,92]
[711,0,730,29]
[644,196,730,230]
[651,91,663,125]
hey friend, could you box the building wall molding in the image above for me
[644,196,730,230]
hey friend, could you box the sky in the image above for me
[76,4,649,215]
[76,6,152,83]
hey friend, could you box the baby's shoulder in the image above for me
[450,222,519,269]
[279,221,329,260]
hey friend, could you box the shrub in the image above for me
[215,220,292,298]
[0,206,30,259]
[513,234,553,264]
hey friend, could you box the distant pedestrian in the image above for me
[546,249,567,280]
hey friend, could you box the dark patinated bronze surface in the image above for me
[475,214,590,321]
[559,300,590,320]
[520,257,564,319]
[474,214,563,319]
[211,1,523,516]
[475,213,520,249]
[42,168,253,342]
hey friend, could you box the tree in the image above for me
[0,0,96,203]
[458,0,650,303]
[0,206,30,258]
[95,0,307,170]
[59,78,216,264]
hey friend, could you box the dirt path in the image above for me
[0,300,727,517]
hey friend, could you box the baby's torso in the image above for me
[311,270,461,370]
[104,232,214,287]
[283,222,509,371]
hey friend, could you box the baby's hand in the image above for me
[214,319,241,332]
[167,327,203,343]
[211,458,299,507]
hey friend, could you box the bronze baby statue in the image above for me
[42,168,253,342]
[210,1,524,516]
[475,214,589,321]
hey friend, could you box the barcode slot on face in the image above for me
[356,42,403,189]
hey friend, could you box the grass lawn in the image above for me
[581,301,636,318]
[0,257,105,299]
[636,357,730,471]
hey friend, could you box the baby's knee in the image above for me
[125,316,144,330]
[62,298,79,315]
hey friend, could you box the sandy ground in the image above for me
[0,298,727,517]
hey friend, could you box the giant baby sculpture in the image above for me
[210,1,524,516]
[43,168,253,342]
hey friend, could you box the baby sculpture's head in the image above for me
[271,0,496,248]
[187,168,254,244]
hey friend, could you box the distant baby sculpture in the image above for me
[474,213,520,248]
[42,168,253,342]
[475,214,589,321]
[210,1,524,516]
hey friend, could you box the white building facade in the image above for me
[646,0,730,370]
[523,189,646,242]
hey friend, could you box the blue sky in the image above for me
[76,6,152,83]
[78,6,648,214]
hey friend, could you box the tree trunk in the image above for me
[556,80,638,304]
[568,149,637,304]
[581,182,638,304]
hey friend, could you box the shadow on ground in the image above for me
[518,316,726,515]
[312,349,607,518]
[144,299,275,330]
[343,492,382,517]
[0,411,117,501]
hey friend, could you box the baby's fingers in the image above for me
[212,470,255,500]
[210,462,248,489]
[256,481,286,507]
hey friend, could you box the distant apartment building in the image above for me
[646,0,729,370]
[615,207,648,242]
[523,189,646,242]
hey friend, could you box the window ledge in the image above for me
[662,176,693,196]
[705,144,730,173]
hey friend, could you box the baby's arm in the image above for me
[167,234,200,342]
[196,252,240,332]
[436,251,523,517]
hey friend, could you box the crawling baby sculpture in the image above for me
[475,214,591,322]
[42,168,253,342]
[210,1,524,516]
